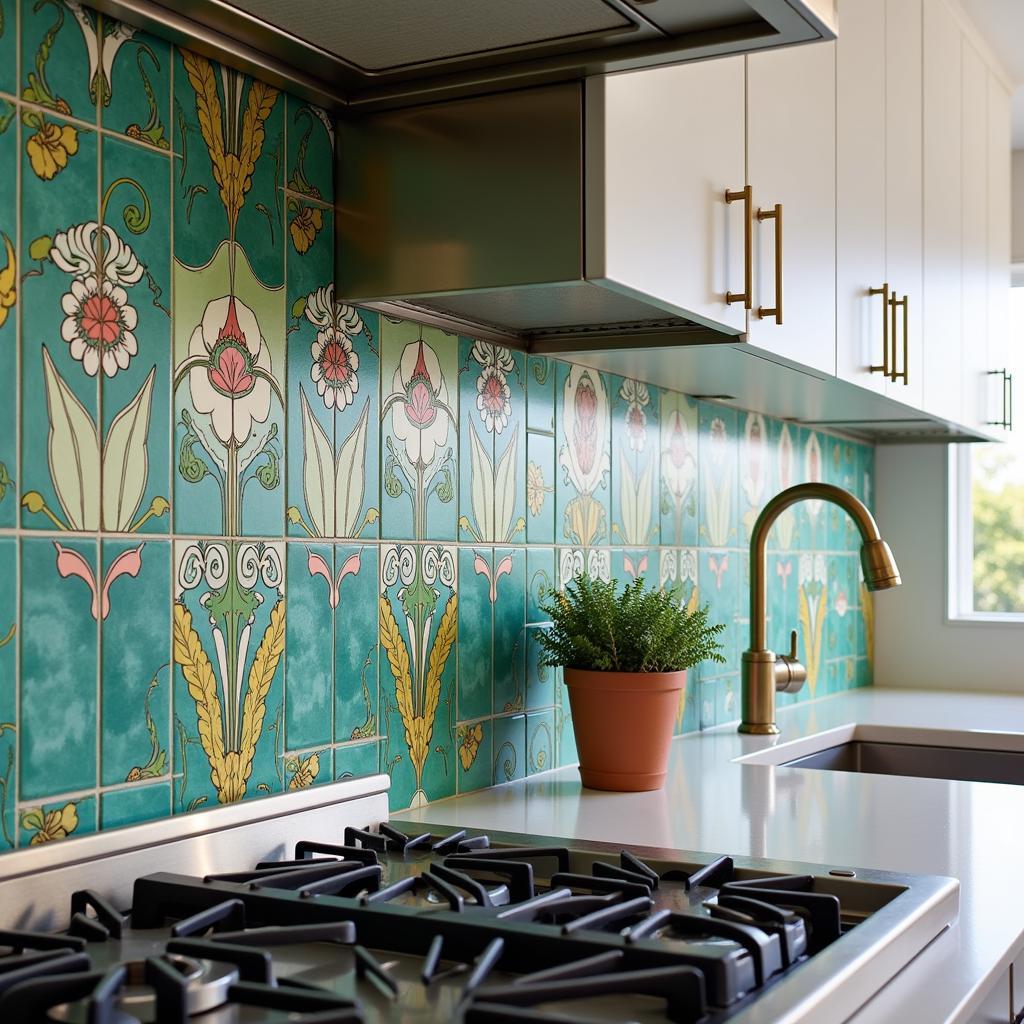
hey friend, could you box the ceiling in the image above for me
[959,0,1024,149]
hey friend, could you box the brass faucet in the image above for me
[739,483,901,735]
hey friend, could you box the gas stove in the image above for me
[0,792,958,1024]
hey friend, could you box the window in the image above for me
[951,286,1024,619]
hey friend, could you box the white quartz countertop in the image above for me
[399,688,1024,1024]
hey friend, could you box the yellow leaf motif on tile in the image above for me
[0,233,15,329]
[174,599,287,804]
[289,204,322,254]
[25,117,79,181]
[23,802,78,844]
[458,723,483,771]
[288,753,320,789]
[380,593,458,792]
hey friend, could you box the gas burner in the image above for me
[0,822,958,1024]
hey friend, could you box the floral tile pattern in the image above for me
[0,0,878,852]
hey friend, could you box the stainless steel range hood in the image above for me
[338,79,743,349]
[93,0,835,111]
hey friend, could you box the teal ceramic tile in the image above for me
[525,626,554,711]
[767,553,799,653]
[0,539,15,849]
[526,546,555,624]
[526,431,555,544]
[555,673,577,767]
[458,339,523,545]
[285,541,333,750]
[740,412,773,543]
[492,713,525,785]
[826,553,858,660]
[456,718,491,794]
[699,678,717,730]
[173,48,228,268]
[796,428,828,549]
[380,320,457,542]
[101,19,171,150]
[716,674,739,727]
[527,709,555,776]
[286,96,334,206]
[558,547,611,588]
[526,355,555,433]
[0,113,15,528]
[499,348,527,544]
[100,539,170,786]
[698,403,738,549]
[20,119,99,531]
[493,546,525,713]
[378,543,457,809]
[21,0,99,121]
[698,549,739,680]
[859,443,876,509]
[101,781,170,830]
[611,548,656,586]
[101,135,171,534]
[555,362,610,548]
[676,675,699,736]
[334,544,378,743]
[20,794,95,845]
[335,739,378,781]
[0,0,14,97]
[766,419,799,552]
[171,222,286,537]
[457,546,492,723]
[659,390,698,547]
[337,306,380,539]
[283,747,330,789]
[611,375,659,548]
[20,536,97,800]
[172,539,286,812]
[797,552,829,698]
[286,204,334,538]
[855,655,873,688]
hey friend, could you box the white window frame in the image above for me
[948,443,1024,624]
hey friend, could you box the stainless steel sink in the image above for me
[783,740,1024,785]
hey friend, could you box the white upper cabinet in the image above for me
[590,56,747,335]
[746,42,837,374]
[921,0,964,425]
[960,39,990,432]
[984,74,1013,434]
[836,0,889,394]
[884,0,924,409]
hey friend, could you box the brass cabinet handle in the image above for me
[889,293,908,385]
[987,369,1013,429]
[757,203,783,323]
[725,185,753,309]
[868,283,890,376]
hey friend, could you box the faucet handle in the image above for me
[774,630,807,694]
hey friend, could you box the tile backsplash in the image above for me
[0,0,873,850]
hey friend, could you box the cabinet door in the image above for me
[984,74,1013,434]
[588,56,747,334]
[960,40,990,433]
[885,0,924,408]
[921,0,963,424]
[836,0,888,393]
[746,42,837,374]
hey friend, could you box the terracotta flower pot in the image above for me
[563,667,686,792]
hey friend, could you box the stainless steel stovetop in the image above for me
[0,808,958,1024]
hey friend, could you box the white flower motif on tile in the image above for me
[50,223,143,377]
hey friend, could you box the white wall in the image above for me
[874,444,1024,690]
[1013,150,1024,273]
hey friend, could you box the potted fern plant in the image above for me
[538,575,726,792]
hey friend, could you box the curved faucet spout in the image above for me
[741,482,900,734]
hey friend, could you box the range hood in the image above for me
[338,79,745,349]
[94,0,836,111]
